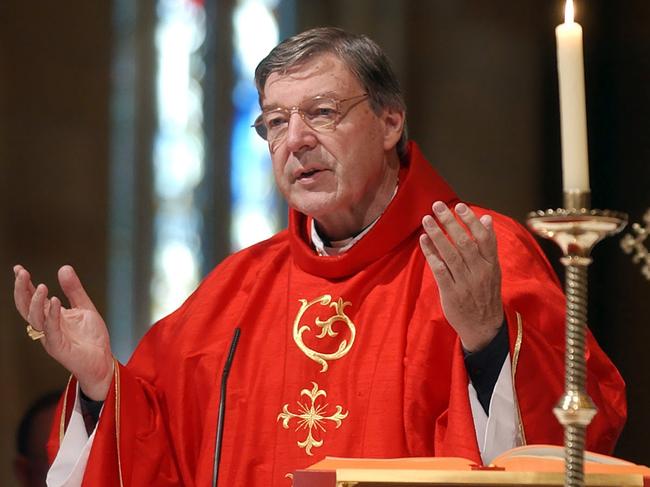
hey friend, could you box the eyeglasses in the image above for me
[252,93,369,148]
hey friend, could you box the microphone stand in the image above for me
[212,327,241,487]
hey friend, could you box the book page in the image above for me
[491,445,650,475]
[303,446,650,478]
[307,456,475,471]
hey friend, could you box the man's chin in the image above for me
[289,195,338,219]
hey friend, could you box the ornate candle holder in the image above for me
[620,209,650,280]
[526,190,627,487]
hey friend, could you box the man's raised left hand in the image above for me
[419,201,504,352]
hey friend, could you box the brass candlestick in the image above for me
[526,190,627,487]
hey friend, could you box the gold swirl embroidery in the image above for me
[293,295,356,372]
[278,382,348,456]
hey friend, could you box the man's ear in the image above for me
[381,108,405,151]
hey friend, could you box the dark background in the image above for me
[1,1,648,482]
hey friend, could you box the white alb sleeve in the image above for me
[468,353,519,465]
[46,386,100,487]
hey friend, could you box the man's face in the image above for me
[261,54,398,224]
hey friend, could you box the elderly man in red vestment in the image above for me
[13,27,625,486]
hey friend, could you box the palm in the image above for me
[46,307,112,389]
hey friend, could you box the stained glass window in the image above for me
[230,0,283,250]
[151,0,206,322]
[110,0,290,350]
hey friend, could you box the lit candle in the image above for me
[555,0,590,192]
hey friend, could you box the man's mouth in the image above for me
[297,169,321,180]
[294,167,329,182]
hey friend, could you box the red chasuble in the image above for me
[48,142,626,486]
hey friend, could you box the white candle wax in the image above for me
[555,1,590,192]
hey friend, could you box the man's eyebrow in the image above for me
[261,102,281,111]
[261,92,341,111]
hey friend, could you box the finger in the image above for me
[454,203,498,263]
[431,201,481,266]
[422,212,469,282]
[42,296,64,350]
[58,265,97,311]
[419,233,455,288]
[478,214,498,261]
[14,265,36,293]
[13,267,37,320]
[27,284,49,331]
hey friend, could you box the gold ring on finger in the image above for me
[26,324,45,341]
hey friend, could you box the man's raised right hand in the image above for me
[13,264,114,401]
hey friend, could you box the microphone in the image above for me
[212,327,241,487]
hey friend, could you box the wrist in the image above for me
[78,359,114,401]
[460,316,505,353]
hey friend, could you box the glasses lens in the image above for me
[253,115,268,140]
[302,97,340,130]
[252,95,363,143]
[261,109,290,142]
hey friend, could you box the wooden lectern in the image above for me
[292,456,649,487]
[292,468,646,487]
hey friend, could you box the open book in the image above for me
[295,445,650,487]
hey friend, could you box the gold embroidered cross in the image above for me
[277,382,348,456]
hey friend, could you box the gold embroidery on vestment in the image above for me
[512,312,527,446]
[292,295,356,372]
[59,375,74,444]
[277,382,348,456]
[114,358,125,487]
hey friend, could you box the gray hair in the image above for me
[254,27,408,159]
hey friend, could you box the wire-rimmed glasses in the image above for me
[252,93,369,150]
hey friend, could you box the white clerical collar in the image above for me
[311,218,378,256]
[310,185,398,257]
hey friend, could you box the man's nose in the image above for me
[284,112,317,153]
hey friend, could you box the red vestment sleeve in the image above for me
[47,377,76,465]
[431,210,626,461]
[47,363,183,486]
[496,214,626,454]
[433,341,483,464]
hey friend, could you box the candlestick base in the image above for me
[563,189,591,210]
[527,203,626,487]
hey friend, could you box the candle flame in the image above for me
[564,0,575,23]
